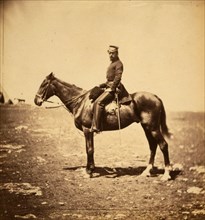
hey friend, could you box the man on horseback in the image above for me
[35,71,172,180]
[91,45,124,133]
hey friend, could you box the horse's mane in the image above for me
[55,77,85,93]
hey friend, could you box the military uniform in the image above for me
[106,58,123,91]
[91,45,124,133]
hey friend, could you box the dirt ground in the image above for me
[0,104,204,220]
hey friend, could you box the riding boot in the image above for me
[92,103,104,133]
[91,91,114,133]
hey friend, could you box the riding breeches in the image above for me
[92,91,114,131]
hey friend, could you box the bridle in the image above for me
[36,79,55,103]
[36,77,90,112]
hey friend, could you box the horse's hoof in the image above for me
[86,165,95,175]
[161,166,172,181]
[161,174,171,181]
[141,171,151,177]
[86,168,92,174]
[141,165,153,177]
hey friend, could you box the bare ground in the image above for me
[0,105,204,220]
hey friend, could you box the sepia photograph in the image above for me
[0,0,204,219]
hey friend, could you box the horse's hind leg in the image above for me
[141,124,158,177]
[151,130,172,181]
[141,124,171,180]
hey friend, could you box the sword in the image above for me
[115,92,121,145]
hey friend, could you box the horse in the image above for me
[34,72,172,181]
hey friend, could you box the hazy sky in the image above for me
[0,0,204,111]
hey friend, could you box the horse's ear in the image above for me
[47,72,55,79]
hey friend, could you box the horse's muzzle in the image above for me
[34,95,43,106]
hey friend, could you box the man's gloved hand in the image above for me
[99,83,107,88]
[116,88,120,94]
[105,88,112,92]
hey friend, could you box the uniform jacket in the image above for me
[100,58,132,104]
[106,58,123,91]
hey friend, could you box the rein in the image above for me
[44,100,64,109]
[63,90,89,107]
[43,93,86,110]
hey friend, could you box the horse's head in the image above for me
[34,72,56,106]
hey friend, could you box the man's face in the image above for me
[108,51,118,61]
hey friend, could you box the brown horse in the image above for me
[34,72,172,180]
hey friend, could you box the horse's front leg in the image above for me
[84,128,95,175]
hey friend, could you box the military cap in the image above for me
[107,45,119,53]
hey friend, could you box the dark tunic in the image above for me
[106,58,123,91]
[97,57,131,104]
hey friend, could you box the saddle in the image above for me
[89,86,104,102]
[89,84,132,104]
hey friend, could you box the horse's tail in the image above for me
[160,99,172,138]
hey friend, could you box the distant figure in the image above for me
[14,98,25,103]
[91,45,124,133]
[0,92,5,104]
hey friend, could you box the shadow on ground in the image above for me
[63,166,181,179]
